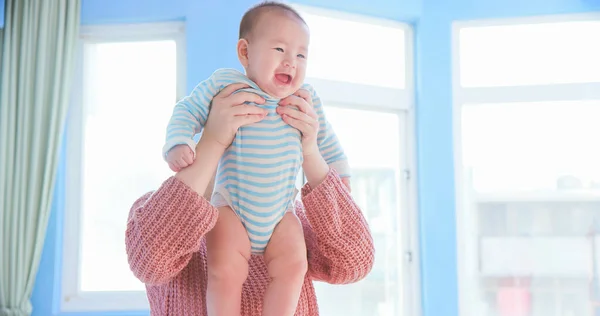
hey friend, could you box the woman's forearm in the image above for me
[126,135,224,285]
[175,137,225,196]
[302,145,330,188]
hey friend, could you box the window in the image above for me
[454,15,600,316]
[301,11,406,89]
[294,5,418,316]
[62,22,185,311]
[458,20,600,87]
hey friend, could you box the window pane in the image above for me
[315,106,404,316]
[459,100,600,316]
[459,21,600,87]
[300,11,406,89]
[79,40,177,292]
[461,100,600,193]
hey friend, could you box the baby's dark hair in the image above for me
[239,1,306,40]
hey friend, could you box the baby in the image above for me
[162,2,350,315]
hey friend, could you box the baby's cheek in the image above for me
[296,64,307,78]
[291,84,302,95]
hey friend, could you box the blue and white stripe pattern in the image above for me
[163,68,350,254]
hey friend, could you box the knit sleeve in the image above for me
[298,168,375,284]
[125,176,218,285]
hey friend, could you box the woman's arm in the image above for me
[298,168,375,284]
[277,89,373,283]
[125,82,267,286]
[125,176,218,285]
[125,137,224,285]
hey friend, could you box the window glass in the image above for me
[315,106,405,316]
[79,40,177,291]
[459,21,600,87]
[301,11,406,89]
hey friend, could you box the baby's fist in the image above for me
[166,144,194,172]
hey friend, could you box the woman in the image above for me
[125,83,375,315]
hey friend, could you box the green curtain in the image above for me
[0,1,80,315]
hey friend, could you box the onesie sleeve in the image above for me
[162,74,218,159]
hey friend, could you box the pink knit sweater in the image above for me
[125,169,374,315]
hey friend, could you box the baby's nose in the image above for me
[283,59,296,68]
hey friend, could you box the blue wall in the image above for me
[29,0,600,315]
[80,0,186,24]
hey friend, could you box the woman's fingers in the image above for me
[293,89,312,107]
[280,94,308,112]
[230,104,268,116]
[280,91,317,120]
[279,107,318,136]
[234,113,267,127]
[203,82,269,148]
[281,113,311,133]
[229,91,265,107]
[216,83,250,99]
[277,104,316,124]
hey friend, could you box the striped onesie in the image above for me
[162,68,350,254]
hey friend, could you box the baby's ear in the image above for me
[237,39,250,68]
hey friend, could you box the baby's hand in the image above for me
[166,144,194,172]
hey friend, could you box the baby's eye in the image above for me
[274,47,284,52]
[297,54,306,59]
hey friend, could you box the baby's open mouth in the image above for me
[275,73,292,84]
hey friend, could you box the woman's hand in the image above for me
[278,89,329,187]
[277,89,320,157]
[203,83,268,150]
[175,83,267,195]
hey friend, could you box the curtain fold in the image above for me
[0,1,80,315]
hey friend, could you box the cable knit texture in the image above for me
[125,169,374,315]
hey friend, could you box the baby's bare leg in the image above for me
[206,206,251,316]
[262,212,308,316]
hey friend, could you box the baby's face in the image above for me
[242,12,309,99]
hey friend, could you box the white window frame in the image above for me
[452,12,600,316]
[61,21,186,312]
[291,4,421,316]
